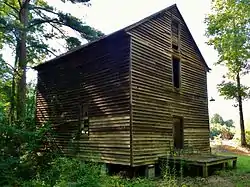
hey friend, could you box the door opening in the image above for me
[173,116,184,149]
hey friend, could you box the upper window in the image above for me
[172,57,180,89]
[80,104,89,136]
[171,20,180,50]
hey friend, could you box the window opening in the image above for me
[172,57,180,89]
[80,104,89,136]
[171,20,180,50]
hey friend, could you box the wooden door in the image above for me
[173,117,184,149]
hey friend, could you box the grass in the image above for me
[212,152,250,187]
[103,149,250,187]
[151,150,250,187]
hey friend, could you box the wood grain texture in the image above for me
[35,5,210,167]
[128,6,209,166]
[36,33,131,165]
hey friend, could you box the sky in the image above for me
[2,0,250,126]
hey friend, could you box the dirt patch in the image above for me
[213,144,250,156]
[205,175,235,187]
[182,175,235,187]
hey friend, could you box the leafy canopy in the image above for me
[211,113,235,128]
[0,0,104,65]
[205,0,250,75]
[205,0,250,106]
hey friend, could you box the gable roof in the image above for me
[34,4,210,71]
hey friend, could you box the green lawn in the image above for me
[104,152,250,187]
[213,152,250,187]
[154,152,250,187]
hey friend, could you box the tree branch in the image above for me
[3,1,19,13]
[48,23,66,37]
[45,48,58,57]
[32,9,66,37]
[3,61,22,77]
[30,5,60,16]
[28,18,59,28]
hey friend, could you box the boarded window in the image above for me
[172,57,180,88]
[171,20,180,50]
[80,104,89,136]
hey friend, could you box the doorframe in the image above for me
[172,115,184,149]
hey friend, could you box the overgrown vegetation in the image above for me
[210,113,235,140]
[0,0,249,186]
[0,0,104,121]
[205,0,250,146]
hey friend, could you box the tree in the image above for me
[0,54,12,120]
[210,114,235,140]
[210,113,235,127]
[0,0,103,121]
[205,0,250,146]
[211,113,224,125]
[224,119,234,128]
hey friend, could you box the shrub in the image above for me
[246,131,250,144]
[32,157,103,187]
[0,118,56,186]
[210,123,235,140]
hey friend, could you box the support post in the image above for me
[225,162,229,169]
[145,164,155,178]
[233,160,237,169]
[202,165,208,177]
[222,162,226,170]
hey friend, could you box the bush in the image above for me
[0,118,57,186]
[103,176,157,187]
[210,123,235,140]
[233,121,250,145]
[25,157,103,187]
[246,131,250,144]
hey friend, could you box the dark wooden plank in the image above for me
[36,33,131,165]
[128,6,209,166]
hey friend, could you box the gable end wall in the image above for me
[128,7,210,166]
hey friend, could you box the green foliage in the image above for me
[66,36,82,50]
[0,0,104,64]
[0,54,12,120]
[210,123,235,140]
[210,113,235,128]
[0,0,104,65]
[209,152,250,186]
[205,0,250,74]
[223,119,234,128]
[0,119,54,186]
[211,113,224,125]
[205,0,250,145]
[26,81,36,119]
[244,121,250,144]
[246,131,250,144]
[28,158,103,187]
[103,176,157,187]
[210,114,235,139]
[217,81,250,101]
[210,123,222,138]
[0,0,105,121]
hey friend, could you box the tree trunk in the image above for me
[9,43,20,124]
[16,1,28,121]
[236,73,247,146]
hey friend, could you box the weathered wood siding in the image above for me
[128,7,209,166]
[36,33,131,165]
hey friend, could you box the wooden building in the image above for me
[35,4,211,169]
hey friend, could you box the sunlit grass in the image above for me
[212,151,250,187]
